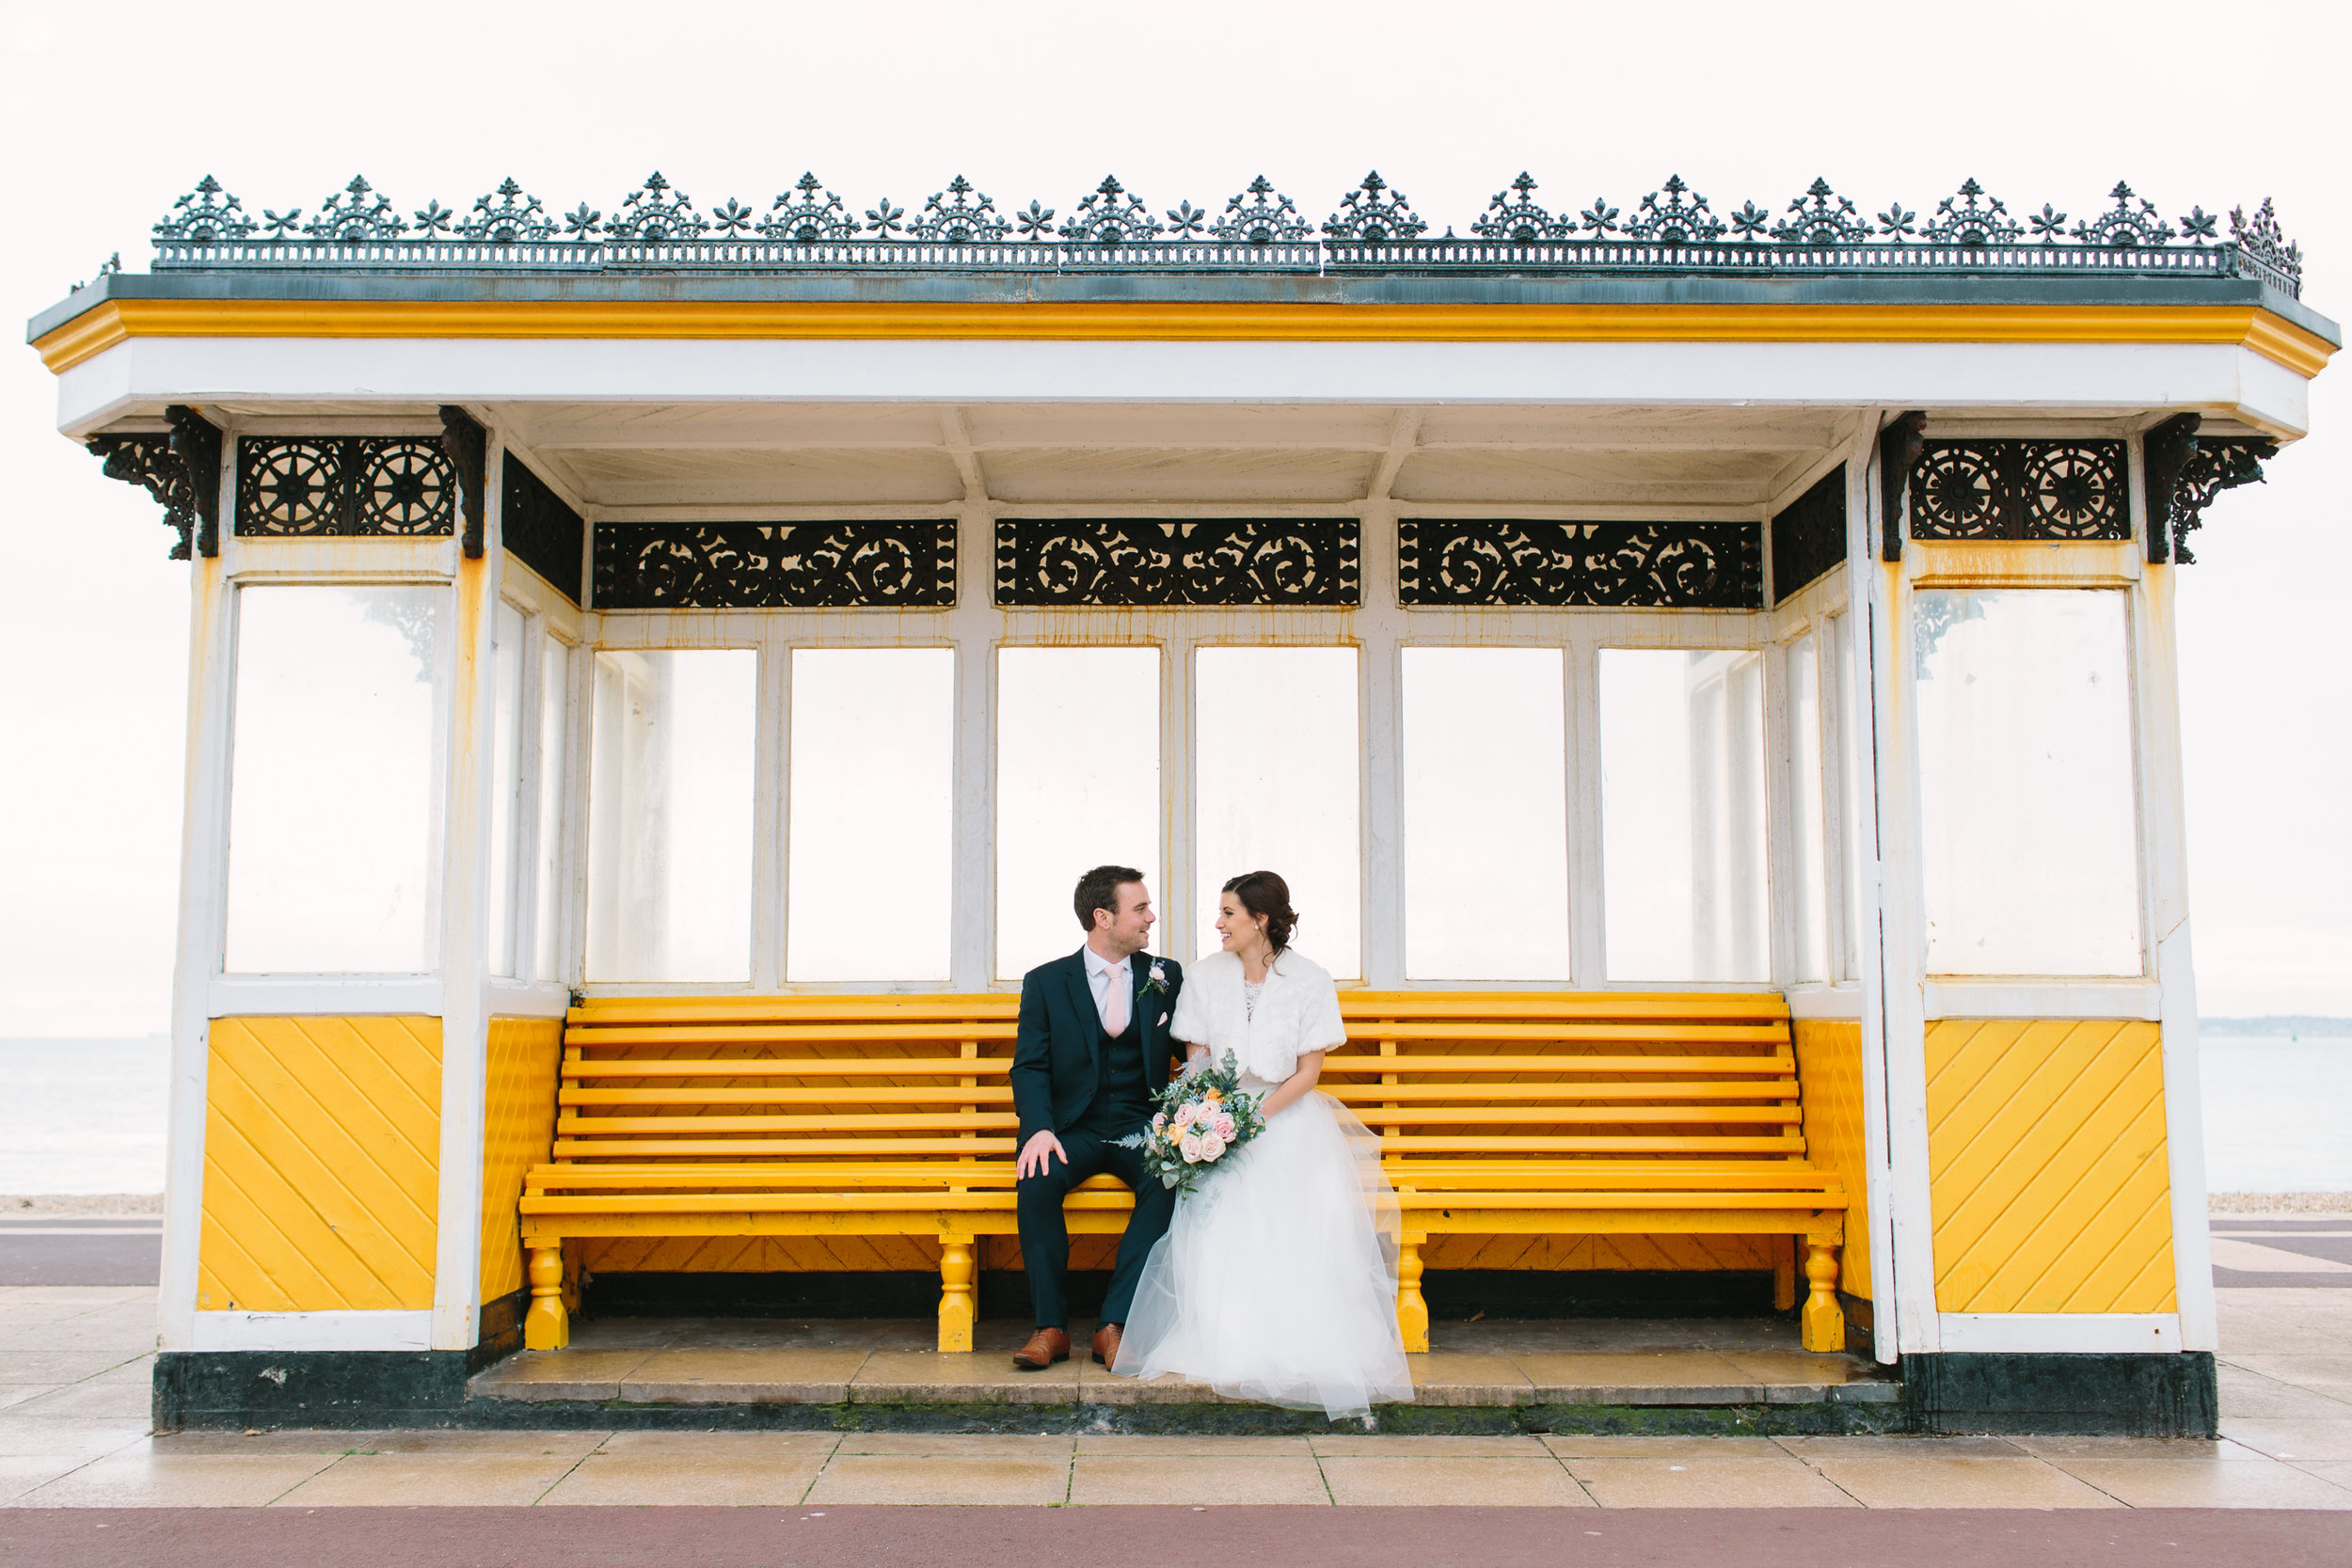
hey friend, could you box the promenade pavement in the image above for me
[3,1280,2350,1511]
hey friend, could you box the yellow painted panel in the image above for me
[197,1017,442,1313]
[480,1018,564,1303]
[1793,1020,1872,1301]
[1925,1019,2174,1314]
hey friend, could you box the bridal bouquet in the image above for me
[1120,1050,1266,1196]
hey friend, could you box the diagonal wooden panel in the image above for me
[1926,1019,2173,1314]
[1793,1020,1872,1300]
[481,1018,564,1303]
[199,1016,442,1313]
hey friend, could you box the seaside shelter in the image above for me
[25,167,2335,1435]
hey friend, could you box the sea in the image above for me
[0,1030,2345,1196]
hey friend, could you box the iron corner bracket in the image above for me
[1877,411,1927,562]
[440,405,488,559]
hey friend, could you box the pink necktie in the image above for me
[1102,962,1130,1036]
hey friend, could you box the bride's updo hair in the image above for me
[1221,870,1298,955]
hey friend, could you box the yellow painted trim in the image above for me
[1909,540,2142,588]
[33,298,2338,378]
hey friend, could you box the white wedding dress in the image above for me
[1111,948,1413,1419]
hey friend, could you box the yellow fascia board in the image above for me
[34,297,2339,379]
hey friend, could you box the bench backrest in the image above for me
[1327,991,1802,1171]
[553,990,1803,1174]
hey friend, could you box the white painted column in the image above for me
[948,506,995,990]
[430,441,498,1351]
[1858,429,1939,1359]
[1359,513,1405,989]
[156,451,240,1353]
[2134,530,2217,1352]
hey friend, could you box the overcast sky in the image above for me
[1,0,2344,1034]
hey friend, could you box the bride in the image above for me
[1110,870,1413,1419]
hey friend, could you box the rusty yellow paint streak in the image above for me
[1925,1019,2174,1314]
[32,298,2337,379]
[198,1017,442,1313]
[479,1018,564,1303]
[1793,1020,1874,1301]
[1908,541,2143,589]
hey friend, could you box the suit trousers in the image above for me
[1015,1123,1178,1329]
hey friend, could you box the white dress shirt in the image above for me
[1080,943,1136,1034]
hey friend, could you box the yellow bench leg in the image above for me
[1396,1238,1429,1354]
[524,1244,570,1352]
[938,1237,976,1354]
[1800,1242,1845,1354]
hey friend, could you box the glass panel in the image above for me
[1600,649,1769,982]
[996,646,1160,980]
[786,648,957,981]
[1788,633,1831,983]
[585,648,757,983]
[1833,612,1867,979]
[533,637,569,982]
[1194,647,1361,977]
[223,585,449,973]
[1402,647,1569,980]
[486,601,525,976]
[1915,589,2140,975]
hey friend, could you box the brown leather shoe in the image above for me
[1090,1322,1122,1367]
[1011,1326,1070,1370]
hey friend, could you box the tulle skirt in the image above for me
[1111,1079,1413,1419]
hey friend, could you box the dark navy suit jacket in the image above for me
[1009,949,1185,1145]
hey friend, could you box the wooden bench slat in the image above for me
[563,1086,1016,1107]
[1322,1082,1797,1103]
[1338,1022,1788,1043]
[559,1112,1019,1134]
[568,1058,1015,1079]
[1319,1054,1789,1074]
[1352,1107,1798,1127]
[1338,993,1788,1020]
[568,1022,1019,1045]
[552,1137,1022,1158]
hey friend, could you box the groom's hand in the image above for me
[1016,1130,1067,1180]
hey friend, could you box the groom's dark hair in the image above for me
[1074,864,1146,932]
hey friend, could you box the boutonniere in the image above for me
[1141,960,1169,997]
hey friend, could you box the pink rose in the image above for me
[1198,1133,1226,1161]
[1179,1133,1203,1163]
[1213,1114,1236,1140]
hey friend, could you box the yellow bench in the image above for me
[516,992,1846,1355]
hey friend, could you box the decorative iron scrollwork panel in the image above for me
[594,521,957,609]
[1908,439,2130,542]
[1771,467,1848,602]
[1397,520,1761,609]
[2169,436,2276,564]
[993,520,1359,607]
[236,436,459,537]
[88,435,200,560]
[501,455,584,603]
[85,404,224,560]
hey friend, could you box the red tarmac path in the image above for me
[4,1507,2349,1567]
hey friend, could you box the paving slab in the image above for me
[1319,1455,1590,1506]
[1067,1454,1328,1505]
[1565,1454,1859,1507]
[539,1450,827,1506]
[1509,1350,1756,1403]
[273,1452,586,1506]
[848,1350,1080,1405]
[467,1348,656,1402]
[618,1347,872,1404]
[805,1454,1069,1505]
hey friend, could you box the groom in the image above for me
[1007,864,1184,1370]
